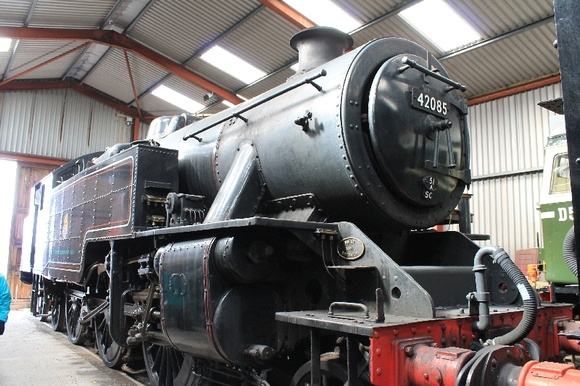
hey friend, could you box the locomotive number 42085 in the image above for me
[411,88,448,118]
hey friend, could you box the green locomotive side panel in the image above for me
[539,201,576,283]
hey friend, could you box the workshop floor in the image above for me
[0,309,145,386]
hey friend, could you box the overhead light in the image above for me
[200,45,266,84]
[151,85,203,113]
[399,0,481,52]
[0,38,12,52]
[222,100,235,108]
[283,0,362,33]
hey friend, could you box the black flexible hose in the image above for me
[563,226,578,277]
[490,249,538,346]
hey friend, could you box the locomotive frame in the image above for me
[19,26,580,385]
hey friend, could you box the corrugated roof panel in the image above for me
[84,48,169,104]
[442,23,558,98]
[138,68,254,117]
[352,15,444,56]
[335,0,402,23]
[238,68,296,100]
[154,75,210,106]
[139,94,186,117]
[0,0,31,26]
[186,58,247,95]
[0,52,11,76]
[219,8,301,72]
[128,0,261,65]
[447,0,554,37]
[27,0,117,28]
[6,41,86,80]
[137,74,211,117]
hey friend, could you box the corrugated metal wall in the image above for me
[0,83,563,261]
[468,83,562,257]
[0,89,132,160]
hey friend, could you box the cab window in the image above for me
[550,153,570,194]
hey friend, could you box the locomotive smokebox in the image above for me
[290,26,353,72]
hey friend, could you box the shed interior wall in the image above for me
[0,89,136,160]
[468,82,562,259]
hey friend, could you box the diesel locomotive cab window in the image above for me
[550,153,571,194]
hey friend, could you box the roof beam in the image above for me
[0,42,90,87]
[0,26,244,105]
[0,150,67,166]
[0,80,154,123]
[467,73,561,106]
[257,0,315,29]
[131,5,265,106]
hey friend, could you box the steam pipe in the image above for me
[471,246,494,331]
[472,246,538,346]
[203,140,264,223]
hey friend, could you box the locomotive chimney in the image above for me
[290,27,353,73]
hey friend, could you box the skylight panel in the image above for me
[399,0,481,52]
[152,85,204,113]
[283,0,362,33]
[0,38,12,52]
[200,45,266,84]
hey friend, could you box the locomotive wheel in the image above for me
[66,294,90,345]
[290,356,349,386]
[50,293,66,332]
[94,309,125,368]
[143,341,197,386]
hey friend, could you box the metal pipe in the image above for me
[471,246,538,346]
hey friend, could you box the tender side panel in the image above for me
[41,145,178,282]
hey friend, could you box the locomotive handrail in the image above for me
[183,69,327,142]
[400,57,467,92]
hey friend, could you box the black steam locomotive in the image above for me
[19,27,580,385]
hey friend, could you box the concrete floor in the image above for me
[0,309,145,386]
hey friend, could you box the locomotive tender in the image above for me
[19,27,580,385]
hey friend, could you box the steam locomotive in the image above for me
[19,27,580,385]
